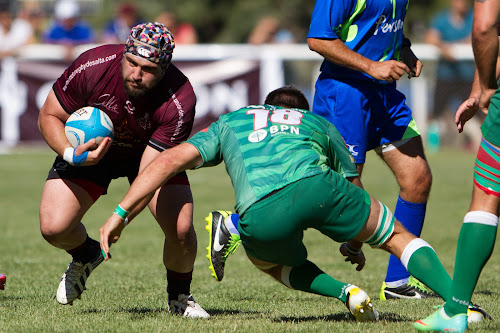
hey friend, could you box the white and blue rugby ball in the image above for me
[65,106,114,147]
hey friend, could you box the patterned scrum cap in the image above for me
[124,22,175,69]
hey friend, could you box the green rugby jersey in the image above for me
[482,87,500,147]
[187,104,358,214]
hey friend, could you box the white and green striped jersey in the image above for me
[187,104,358,214]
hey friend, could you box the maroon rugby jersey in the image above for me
[53,44,196,160]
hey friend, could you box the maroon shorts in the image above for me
[47,156,189,201]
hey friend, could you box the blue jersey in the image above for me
[307,0,409,82]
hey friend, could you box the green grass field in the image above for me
[0,148,499,332]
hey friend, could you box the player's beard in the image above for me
[123,79,153,97]
[122,74,163,98]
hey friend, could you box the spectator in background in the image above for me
[0,4,34,58]
[155,11,198,44]
[248,16,295,45]
[43,0,94,62]
[101,2,142,44]
[44,0,94,45]
[18,1,45,43]
[424,0,479,151]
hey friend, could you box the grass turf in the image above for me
[0,148,498,332]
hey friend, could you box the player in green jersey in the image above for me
[415,2,500,332]
[99,86,461,324]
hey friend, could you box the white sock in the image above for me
[385,278,410,288]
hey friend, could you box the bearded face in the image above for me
[121,53,164,97]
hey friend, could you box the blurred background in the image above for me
[0,0,478,154]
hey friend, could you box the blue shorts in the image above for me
[312,73,420,164]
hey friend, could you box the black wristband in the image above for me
[403,37,412,48]
[345,243,361,256]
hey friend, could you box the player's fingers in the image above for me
[413,60,423,77]
[87,138,111,161]
[94,137,112,154]
[396,60,411,73]
[455,113,467,133]
[99,228,110,260]
[75,139,96,155]
[394,70,404,80]
[356,262,365,271]
[391,66,405,80]
[98,136,111,146]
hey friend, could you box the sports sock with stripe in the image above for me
[385,196,426,284]
[403,238,452,300]
[444,212,497,317]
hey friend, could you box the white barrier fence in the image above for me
[0,42,474,148]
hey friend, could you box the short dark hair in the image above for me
[264,85,310,111]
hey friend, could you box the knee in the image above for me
[40,223,67,243]
[399,165,432,200]
[379,220,416,258]
[164,223,196,249]
[40,216,70,242]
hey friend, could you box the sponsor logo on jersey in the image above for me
[137,113,152,130]
[248,129,267,143]
[373,15,404,36]
[96,94,119,114]
[346,144,359,157]
[62,53,118,91]
[270,125,299,136]
[125,100,135,115]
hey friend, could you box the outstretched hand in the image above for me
[340,243,365,271]
[99,213,126,260]
[455,97,480,133]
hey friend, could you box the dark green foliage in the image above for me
[89,0,452,43]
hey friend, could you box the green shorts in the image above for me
[482,90,500,147]
[238,169,371,267]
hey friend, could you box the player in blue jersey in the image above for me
[98,86,487,325]
[306,0,434,300]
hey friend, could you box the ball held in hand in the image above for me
[65,106,114,147]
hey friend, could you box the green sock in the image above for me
[445,222,497,316]
[406,244,452,301]
[287,260,350,302]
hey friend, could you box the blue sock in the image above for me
[385,196,427,283]
[230,213,239,228]
[225,213,240,235]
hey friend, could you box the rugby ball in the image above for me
[65,106,114,147]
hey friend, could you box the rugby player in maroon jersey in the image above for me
[38,22,209,318]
